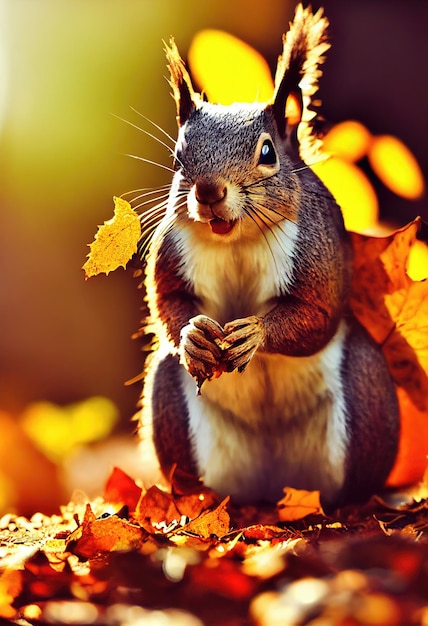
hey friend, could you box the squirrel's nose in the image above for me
[195,181,227,206]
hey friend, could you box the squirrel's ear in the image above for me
[271,5,329,149]
[272,71,302,141]
[165,38,197,127]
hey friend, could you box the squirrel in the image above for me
[138,4,399,508]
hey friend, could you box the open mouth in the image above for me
[209,217,236,235]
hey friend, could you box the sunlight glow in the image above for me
[407,240,428,281]
[188,30,274,104]
[368,135,425,200]
[21,397,118,462]
[285,93,301,126]
[311,156,378,232]
[322,120,372,163]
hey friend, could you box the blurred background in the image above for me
[0,0,426,515]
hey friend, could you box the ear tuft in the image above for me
[164,38,199,126]
[272,4,330,161]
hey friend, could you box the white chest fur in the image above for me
[175,219,298,324]
[182,320,349,503]
[173,220,349,503]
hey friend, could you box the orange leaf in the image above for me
[183,497,230,539]
[104,467,142,513]
[277,488,324,522]
[175,491,219,523]
[388,387,428,486]
[67,503,144,559]
[170,468,220,519]
[83,196,141,278]
[135,485,182,532]
[350,219,428,486]
[350,219,428,410]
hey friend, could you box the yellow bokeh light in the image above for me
[188,30,274,105]
[0,472,15,512]
[322,120,372,163]
[21,397,118,462]
[285,93,301,126]
[311,156,378,233]
[368,135,425,200]
[407,240,428,281]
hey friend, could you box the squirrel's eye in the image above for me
[258,138,277,166]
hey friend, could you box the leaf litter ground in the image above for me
[2,466,428,625]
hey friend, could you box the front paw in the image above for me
[179,315,225,390]
[221,316,264,372]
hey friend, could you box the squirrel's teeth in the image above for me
[209,218,235,235]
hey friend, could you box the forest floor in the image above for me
[1,466,428,626]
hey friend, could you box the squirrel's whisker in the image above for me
[138,195,189,263]
[290,154,330,174]
[134,192,171,214]
[138,211,169,259]
[139,211,177,261]
[246,189,297,226]
[124,154,176,173]
[129,107,177,146]
[247,205,290,274]
[139,209,168,232]
[242,174,278,191]
[122,184,172,200]
[113,113,177,160]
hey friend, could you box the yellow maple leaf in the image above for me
[83,196,141,278]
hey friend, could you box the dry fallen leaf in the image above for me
[135,485,183,533]
[66,503,145,559]
[170,468,220,519]
[1,467,428,625]
[104,466,142,513]
[83,196,140,278]
[183,497,230,539]
[350,218,428,486]
[277,487,324,522]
